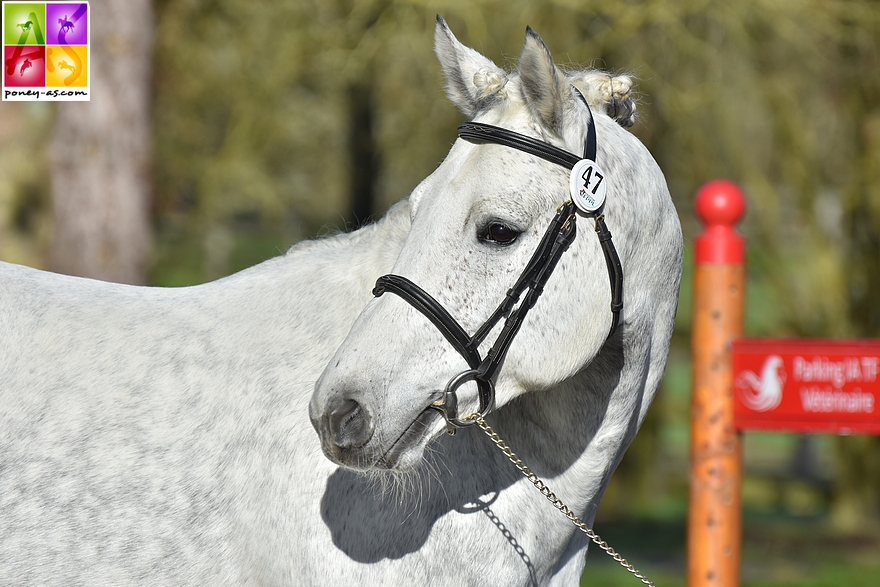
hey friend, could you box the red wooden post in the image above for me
[688,180,746,587]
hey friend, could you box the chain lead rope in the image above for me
[467,414,656,587]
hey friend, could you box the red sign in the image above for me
[732,338,880,435]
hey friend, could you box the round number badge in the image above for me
[569,159,607,214]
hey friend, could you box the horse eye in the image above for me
[479,222,521,246]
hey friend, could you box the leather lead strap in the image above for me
[594,215,623,333]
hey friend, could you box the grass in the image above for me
[579,513,880,587]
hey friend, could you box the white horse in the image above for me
[0,18,681,586]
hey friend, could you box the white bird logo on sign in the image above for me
[736,355,785,412]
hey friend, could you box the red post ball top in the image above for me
[695,179,746,227]
[694,180,746,264]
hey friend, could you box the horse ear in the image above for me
[434,15,507,117]
[518,27,571,135]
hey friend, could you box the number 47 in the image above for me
[582,165,604,195]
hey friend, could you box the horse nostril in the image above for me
[328,399,374,449]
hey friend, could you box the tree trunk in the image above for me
[347,80,379,230]
[49,0,152,284]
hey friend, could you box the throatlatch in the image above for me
[373,97,623,428]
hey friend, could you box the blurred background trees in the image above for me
[1,0,879,580]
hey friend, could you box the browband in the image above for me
[458,87,598,168]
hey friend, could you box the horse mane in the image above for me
[569,70,638,128]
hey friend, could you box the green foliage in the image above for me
[0,101,53,269]
[149,0,880,338]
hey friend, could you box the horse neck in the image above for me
[200,200,412,373]
[474,332,641,525]
[277,199,411,293]
[270,199,410,322]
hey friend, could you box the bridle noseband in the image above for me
[372,97,623,429]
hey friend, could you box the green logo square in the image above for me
[4,3,47,45]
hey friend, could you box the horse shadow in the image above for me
[319,330,632,570]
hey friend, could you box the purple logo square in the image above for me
[46,3,88,45]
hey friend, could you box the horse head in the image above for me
[310,17,681,473]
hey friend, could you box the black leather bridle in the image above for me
[372,97,623,429]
